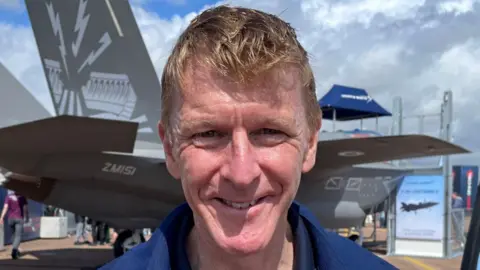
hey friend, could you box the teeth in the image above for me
[222,199,258,209]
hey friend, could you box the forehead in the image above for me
[179,60,305,109]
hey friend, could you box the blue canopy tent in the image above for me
[318,84,392,131]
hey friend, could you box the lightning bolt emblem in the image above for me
[72,0,90,58]
[45,1,69,78]
[78,32,112,73]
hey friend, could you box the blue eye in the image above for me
[251,128,282,136]
[250,128,287,146]
[196,130,220,138]
[258,128,281,135]
[192,130,227,148]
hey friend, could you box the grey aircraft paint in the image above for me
[298,166,412,229]
[0,62,52,128]
[0,0,469,231]
[25,0,161,147]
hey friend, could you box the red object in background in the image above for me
[453,166,478,210]
[467,170,474,209]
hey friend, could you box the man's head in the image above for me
[158,5,322,255]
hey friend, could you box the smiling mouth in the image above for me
[215,197,267,210]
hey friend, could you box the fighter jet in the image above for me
[0,0,469,258]
[400,201,439,214]
[0,63,52,128]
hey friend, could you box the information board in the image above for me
[395,175,444,240]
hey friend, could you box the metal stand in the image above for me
[386,90,457,258]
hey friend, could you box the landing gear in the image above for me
[348,234,360,242]
[345,226,364,246]
[348,226,364,246]
[113,229,145,258]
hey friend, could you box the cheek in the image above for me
[179,148,223,198]
[257,147,303,190]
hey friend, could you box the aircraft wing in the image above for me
[316,134,469,169]
[0,115,138,156]
[1,149,184,229]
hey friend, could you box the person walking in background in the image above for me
[90,219,107,245]
[104,223,111,244]
[74,214,90,245]
[452,191,465,247]
[452,192,464,209]
[0,190,29,259]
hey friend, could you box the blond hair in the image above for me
[161,5,321,135]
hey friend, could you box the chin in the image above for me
[215,231,271,255]
[211,215,281,256]
[197,195,289,256]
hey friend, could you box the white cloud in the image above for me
[0,0,22,10]
[301,0,427,29]
[438,0,477,15]
[0,23,51,113]
[1,0,480,166]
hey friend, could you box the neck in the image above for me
[187,220,294,270]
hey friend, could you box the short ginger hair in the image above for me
[161,5,321,135]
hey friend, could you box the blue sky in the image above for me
[141,0,216,18]
[0,0,216,25]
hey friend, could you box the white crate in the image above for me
[40,217,68,238]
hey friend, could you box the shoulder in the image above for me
[293,202,398,270]
[320,230,397,269]
[99,203,192,270]
[99,233,168,270]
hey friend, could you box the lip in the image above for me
[211,196,272,216]
[215,197,265,204]
[213,193,273,204]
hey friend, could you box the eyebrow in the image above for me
[178,114,299,135]
[178,118,220,134]
[244,116,298,130]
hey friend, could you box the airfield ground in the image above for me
[0,227,463,270]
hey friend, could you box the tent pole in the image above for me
[375,117,379,132]
[360,119,363,130]
[333,109,336,131]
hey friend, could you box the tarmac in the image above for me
[361,226,463,270]
[0,228,464,270]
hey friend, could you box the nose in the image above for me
[220,128,261,187]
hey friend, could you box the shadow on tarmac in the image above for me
[0,247,114,270]
[0,240,388,269]
[363,240,388,255]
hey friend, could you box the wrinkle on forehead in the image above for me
[180,58,303,108]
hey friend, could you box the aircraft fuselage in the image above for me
[3,150,409,230]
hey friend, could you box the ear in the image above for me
[302,118,321,173]
[158,122,181,180]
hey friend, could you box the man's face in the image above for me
[159,63,320,255]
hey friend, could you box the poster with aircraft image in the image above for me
[395,175,444,240]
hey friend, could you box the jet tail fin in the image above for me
[25,0,161,145]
